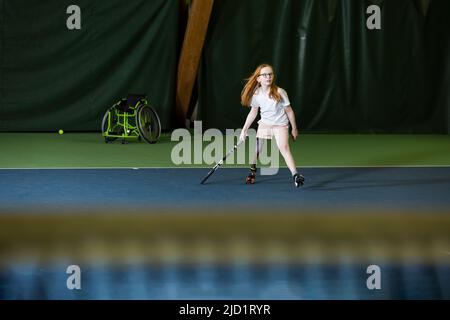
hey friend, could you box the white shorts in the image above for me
[256,122,289,140]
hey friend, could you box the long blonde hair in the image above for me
[240,64,281,107]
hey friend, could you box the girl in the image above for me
[239,64,304,187]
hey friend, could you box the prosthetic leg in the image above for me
[245,138,264,184]
[246,164,257,184]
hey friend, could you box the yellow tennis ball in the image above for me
[59,129,64,135]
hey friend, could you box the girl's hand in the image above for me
[291,128,298,141]
[239,129,248,142]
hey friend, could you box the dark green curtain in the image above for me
[199,0,450,133]
[0,0,178,131]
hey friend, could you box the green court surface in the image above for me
[1,133,450,168]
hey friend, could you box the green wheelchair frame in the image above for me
[101,94,161,144]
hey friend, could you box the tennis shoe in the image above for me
[293,173,305,187]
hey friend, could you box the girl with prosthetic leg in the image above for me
[239,64,305,187]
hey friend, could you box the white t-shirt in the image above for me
[250,87,290,125]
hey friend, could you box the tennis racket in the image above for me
[200,140,243,184]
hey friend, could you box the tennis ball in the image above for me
[58,129,64,135]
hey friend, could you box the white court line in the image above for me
[1,165,450,170]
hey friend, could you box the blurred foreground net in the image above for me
[0,208,449,299]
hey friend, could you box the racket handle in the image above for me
[200,167,215,184]
[200,141,243,184]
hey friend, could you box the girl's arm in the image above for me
[239,107,259,141]
[284,106,298,141]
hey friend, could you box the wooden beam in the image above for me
[175,0,214,127]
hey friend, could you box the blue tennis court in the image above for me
[1,167,450,211]
[1,166,449,300]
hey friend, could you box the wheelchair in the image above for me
[101,94,161,144]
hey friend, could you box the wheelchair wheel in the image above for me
[101,106,123,142]
[136,105,161,144]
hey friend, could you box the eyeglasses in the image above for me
[259,73,273,78]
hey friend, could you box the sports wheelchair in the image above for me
[101,94,161,144]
